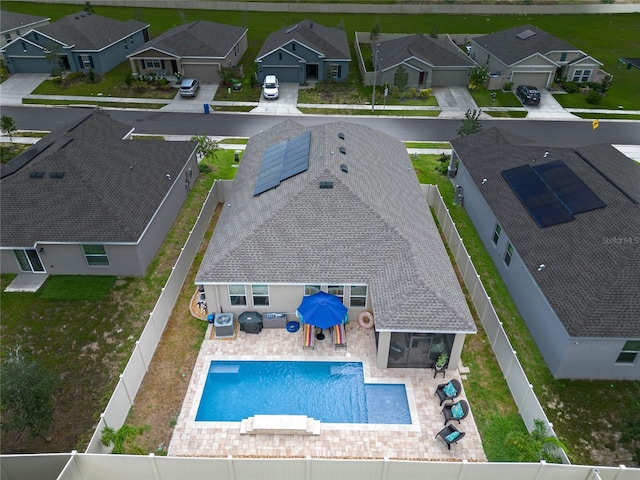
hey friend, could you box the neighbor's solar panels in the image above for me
[502,160,606,228]
[253,131,310,196]
[516,29,537,40]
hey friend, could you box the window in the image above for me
[124,42,128,50]
[350,286,367,307]
[80,55,94,69]
[228,285,247,306]
[278,52,282,60]
[146,59,162,69]
[327,285,344,302]
[4,33,11,41]
[82,245,109,266]
[251,284,269,307]
[572,69,591,82]
[492,223,501,246]
[560,52,567,61]
[504,243,514,267]
[616,341,640,364]
[33,32,39,40]
[292,43,296,51]
[304,285,321,296]
[330,64,341,79]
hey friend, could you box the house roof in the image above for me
[1,11,50,34]
[34,11,148,50]
[377,34,474,70]
[129,20,246,58]
[472,24,580,66]
[451,128,640,338]
[256,20,350,61]
[0,113,196,247]
[196,121,475,334]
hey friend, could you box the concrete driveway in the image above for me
[520,89,577,119]
[251,83,301,115]
[161,83,219,112]
[0,73,49,106]
[432,86,478,118]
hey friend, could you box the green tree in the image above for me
[370,18,381,42]
[430,26,439,39]
[504,419,568,463]
[219,66,237,86]
[1,115,17,141]
[0,347,56,447]
[101,424,149,454]
[191,134,219,161]
[83,1,94,13]
[394,65,408,92]
[468,65,489,90]
[457,108,483,136]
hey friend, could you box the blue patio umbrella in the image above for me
[297,291,348,329]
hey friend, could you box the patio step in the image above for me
[240,415,321,435]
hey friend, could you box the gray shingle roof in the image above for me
[1,113,196,247]
[256,20,350,61]
[35,12,147,50]
[473,24,578,66]
[130,20,246,58]
[196,121,475,333]
[1,11,49,33]
[451,128,640,338]
[377,34,474,70]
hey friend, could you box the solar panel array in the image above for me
[253,131,311,196]
[501,160,606,228]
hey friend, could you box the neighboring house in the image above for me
[1,11,149,75]
[255,20,351,84]
[450,128,640,380]
[470,24,603,89]
[0,11,50,49]
[370,33,475,88]
[127,20,248,82]
[0,113,198,277]
[196,120,476,370]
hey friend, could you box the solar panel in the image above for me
[502,165,574,228]
[516,29,537,40]
[533,160,606,214]
[253,131,310,196]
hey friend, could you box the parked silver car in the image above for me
[179,78,200,97]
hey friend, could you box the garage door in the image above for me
[511,72,551,89]
[182,64,219,83]
[262,67,299,84]
[8,56,50,74]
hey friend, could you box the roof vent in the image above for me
[286,24,298,34]
[49,172,65,179]
[338,132,345,140]
[339,146,346,155]
[340,163,348,173]
[319,181,334,189]
[29,171,45,179]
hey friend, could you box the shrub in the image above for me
[561,80,580,94]
[586,90,602,105]
[503,82,514,91]
[420,88,432,98]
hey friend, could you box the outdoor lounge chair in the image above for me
[332,323,347,350]
[434,379,462,406]
[435,424,465,450]
[441,399,469,425]
[303,323,315,350]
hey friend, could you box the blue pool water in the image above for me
[195,361,411,424]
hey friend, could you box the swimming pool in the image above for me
[195,361,411,424]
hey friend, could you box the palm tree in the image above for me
[504,418,568,463]
[101,424,149,454]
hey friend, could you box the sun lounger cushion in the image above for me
[334,324,345,344]
[303,324,314,348]
[443,381,457,397]
[445,430,461,442]
[451,402,464,419]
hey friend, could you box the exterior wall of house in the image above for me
[3,36,51,73]
[468,42,508,76]
[545,51,585,65]
[453,155,640,380]
[562,58,601,83]
[1,18,50,48]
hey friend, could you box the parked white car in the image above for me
[263,75,279,99]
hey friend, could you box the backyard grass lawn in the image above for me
[6,1,637,109]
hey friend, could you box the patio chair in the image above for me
[435,424,465,450]
[434,379,462,406]
[441,399,469,425]
[302,323,315,350]
[332,323,347,350]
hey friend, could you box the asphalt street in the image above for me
[1,105,638,147]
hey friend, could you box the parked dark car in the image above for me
[516,85,541,105]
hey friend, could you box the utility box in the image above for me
[214,313,234,337]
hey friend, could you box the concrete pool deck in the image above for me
[169,320,486,461]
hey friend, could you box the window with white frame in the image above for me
[350,286,367,307]
[328,285,344,302]
[572,69,591,82]
[80,55,93,69]
[304,285,321,296]
[504,243,514,267]
[146,59,162,69]
[330,64,341,79]
[82,245,109,266]
[228,285,247,306]
[616,341,640,364]
[251,284,269,306]
[492,223,501,246]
